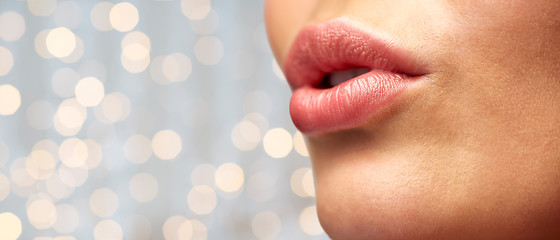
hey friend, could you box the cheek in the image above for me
[264,0,318,65]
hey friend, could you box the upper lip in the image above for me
[284,18,426,90]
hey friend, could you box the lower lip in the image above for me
[290,70,415,135]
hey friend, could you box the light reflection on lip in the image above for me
[283,18,427,136]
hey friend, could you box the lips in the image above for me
[284,18,426,135]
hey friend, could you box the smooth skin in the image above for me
[266,1,560,239]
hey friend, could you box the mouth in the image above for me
[319,68,371,89]
[284,18,427,135]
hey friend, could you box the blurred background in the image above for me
[0,0,328,239]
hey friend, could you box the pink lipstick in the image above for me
[284,18,426,135]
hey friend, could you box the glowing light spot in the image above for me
[129,173,158,203]
[263,128,293,158]
[243,113,269,135]
[0,46,13,76]
[59,138,88,168]
[252,211,281,240]
[181,0,211,20]
[60,36,84,63]
[187,185,217,215]
[290,168,315,198]
[121,31,151,51]
[53,1,82,29]
[56,106,84,129]
[84,139,103,169]
[122,43,149,61]
[272,59,286,81]
[46,27,76,58]
[75,77,105,107]
[152,129,182,160]
[0,212,22,240]
[45,173,73,200]
[162,216,187,240]
[0,12,26,42]
[121,52,150,73]
[91,2,113,31]
[177,220,193,240]
[27,198,57,229]
[303,170,315,197]
[0,85,21,116]
[191,164,215,187]
[231,121,261,151]
[28,0,57,16]
[94,220,123,240]
[293,131,309,157]
[124,134,152,164]
[109,2,139,32]
[149,53,192,85]
[215,163,244,193]
[299,206,324,235]
[194,36,223,65]
[58,165,88,187]
[190,220,208,240]
[95,92,131,123]
[35,30,54,59]
[26,150,56,180]
[0,174,9,201]
[53,204,79,234]
[53,98,87,136]
[89,188,119,217]
[163,53,192,83]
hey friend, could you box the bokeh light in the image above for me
[0,1,326,239]
[252,211,282,240]
[299,206,324,236]
[94,219,123,240]
[89,188,119,218]
[0,11,25,42]
[152,129,182,160]
[181,0,211,20]
[0,84,21,116]
[187,185,217,215]
[194,36,223,65]
[0,212,22,240]
[129,173,159,203]
[75,77,105,107]
[46,27,77,58]
[109,2,139,32]
[215,162,244,193]
[291,168,315,198]
[91,2,114,31]
[293,131,310,157]
[124,134,153,164]
[27,197,57,229]
[0,46,13,76]
[53,204,80,234]
[263,128,293,158]
[27,0,57,16]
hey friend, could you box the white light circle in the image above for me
[46,27,77,58]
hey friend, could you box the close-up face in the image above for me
[266,1,560,239]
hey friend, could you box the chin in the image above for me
[311,149,560,240]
